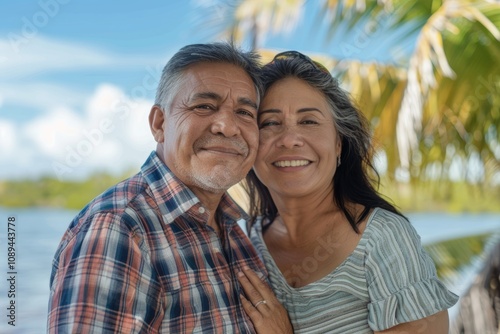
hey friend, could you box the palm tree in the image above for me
[213,0,500,187]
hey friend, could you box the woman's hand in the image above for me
[237,266,293,334]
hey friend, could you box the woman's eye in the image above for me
[301,119,318,125]
[259,120,280,129]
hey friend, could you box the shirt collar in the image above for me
[141,151,248,227]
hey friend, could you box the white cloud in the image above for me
[0,120,39,179]
[0,35,172,180]
[23,107,84,156]
[85,84,127,124]
[0,35,162,80]
[0,36,108,79]
[0,82,89,113]
[0,120,17,154]
[0,34,168,114]
[0,84,156,180]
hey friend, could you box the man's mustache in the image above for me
[194,136,249,156]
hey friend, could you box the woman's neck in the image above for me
[270,188,341,244]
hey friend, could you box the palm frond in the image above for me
[217,0,500,183]
[397,1,500,176]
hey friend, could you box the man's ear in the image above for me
[149,105,165,143]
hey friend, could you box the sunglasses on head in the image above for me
[270,51,330,74]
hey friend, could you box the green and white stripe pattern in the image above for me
[251,207,459,333]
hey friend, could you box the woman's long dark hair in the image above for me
[245,52,405,233]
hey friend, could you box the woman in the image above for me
[237,51,458,333]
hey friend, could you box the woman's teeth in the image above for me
[274,160,310,167]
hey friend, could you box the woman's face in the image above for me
[254,77,341,199]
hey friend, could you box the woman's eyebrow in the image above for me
[260,108,324,115]
[297,107,324,114]
[259,108,281,115]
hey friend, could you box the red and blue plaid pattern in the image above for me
[48,151,266,333]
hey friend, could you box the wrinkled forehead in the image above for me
[181,62,258,98]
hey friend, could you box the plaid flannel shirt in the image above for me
[48,151,266,333]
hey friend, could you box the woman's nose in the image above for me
[276,125,303,148]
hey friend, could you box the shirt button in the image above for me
[198,207,206,214]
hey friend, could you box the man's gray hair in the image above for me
[154,42,263,110]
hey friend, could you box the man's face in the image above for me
[151,62,259,195]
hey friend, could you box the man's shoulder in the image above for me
[91,173,148,211]
[68,172,152,234]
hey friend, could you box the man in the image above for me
[48,42,267,333]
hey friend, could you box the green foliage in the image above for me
[0,171,135,210]
[424,233,492,285]
[379,178,500,213]
[1,172,498,212]
[227,0,500,185]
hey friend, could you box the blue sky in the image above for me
[0,0,414,180]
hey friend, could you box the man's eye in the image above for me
[194,104,215,111]
[237,109,256,118]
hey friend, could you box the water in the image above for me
[0,207,499,333]
[0,208,77,334]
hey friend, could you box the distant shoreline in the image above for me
[1,175,499,212]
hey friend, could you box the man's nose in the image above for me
[210,108,241,137]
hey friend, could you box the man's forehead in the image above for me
[186,64,251,82]
[181,63,257,95]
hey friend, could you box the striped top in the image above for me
[250,207,458,333]
[48,151,267,333]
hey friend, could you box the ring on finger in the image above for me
[254,300,267,308]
